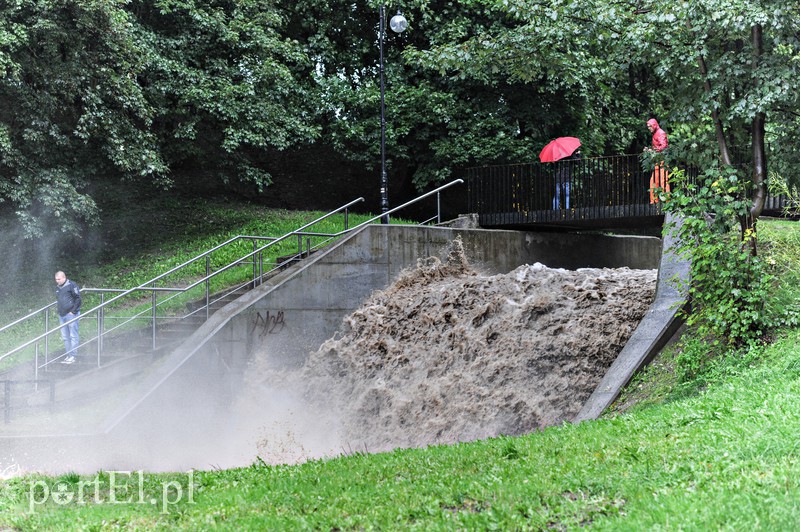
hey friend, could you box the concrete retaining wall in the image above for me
[211,225,662,370]
[104,224,662,434]
[574,213,689,421]
[1,223,679,473]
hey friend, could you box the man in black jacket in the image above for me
[55,271,82,364]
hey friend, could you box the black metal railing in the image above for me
[465,153,787,228]
[466,154,676,226]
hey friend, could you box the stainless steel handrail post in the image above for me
[99,293,105,355]
[437,191,442,224]
[252,238,257,288]
[206,256,211,321]
[151,285,157,351]
[44,310,50,367]
[96,297,102,367]
[259,250,264,286]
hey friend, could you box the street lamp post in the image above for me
[379,7,407,224]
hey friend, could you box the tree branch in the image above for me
[697,50,732,166]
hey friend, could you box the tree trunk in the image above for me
[749,24,767,224]
[746,24,767,256]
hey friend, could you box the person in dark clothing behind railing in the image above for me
[55,271,82,364]
[553,149,582,209]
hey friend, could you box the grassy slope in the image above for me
[1,211,799,529]
[0,190,379,369]
[1,184,373,316]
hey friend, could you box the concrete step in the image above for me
[36,353,158,407]
[4,352,159,424]
[185,285,252,315]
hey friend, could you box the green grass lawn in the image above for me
[1,209,799,529]
[3,327,800,529]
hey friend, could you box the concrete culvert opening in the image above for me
[233,237,657,463]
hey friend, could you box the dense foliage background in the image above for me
[1,0,798,238]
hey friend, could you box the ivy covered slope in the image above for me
[0,219,799,528]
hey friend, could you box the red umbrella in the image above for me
[539,137,581,163]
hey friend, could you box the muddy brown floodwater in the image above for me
[234,238,657,464]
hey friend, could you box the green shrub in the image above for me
[667,168,772,344]
[665,167,775,381]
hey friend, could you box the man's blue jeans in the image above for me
[59,312,80,358]
[553,182,571,209]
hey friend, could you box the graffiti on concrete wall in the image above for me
[250,310,286,337]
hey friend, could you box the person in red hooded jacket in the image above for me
[646,118,670,203]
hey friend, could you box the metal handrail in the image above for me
[1,179,464,382]
[104,179,464,302]
[344,179,464,232]
[0,302,57,335]
[0,197,366,366]
[130,179,465,335]
[97,180,465,328]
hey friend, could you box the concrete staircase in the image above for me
[157,285,252,345]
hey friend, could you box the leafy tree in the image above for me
[405,0,662,159]
[289,0,604,192]
[132,0,319,190]
[412,0,800,243]
[0,0,318,237]
[0,1,151,236]
[5,0,797,237]
[621,2,800,248]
